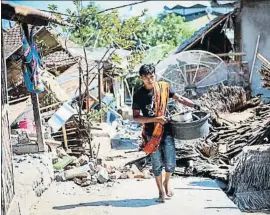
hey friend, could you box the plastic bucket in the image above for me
[170,111,210,140]
[19,120,28,129]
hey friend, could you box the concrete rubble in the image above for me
[12,153,54,215]
[52,146,154,188]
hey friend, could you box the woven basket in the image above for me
[170,111,210,140]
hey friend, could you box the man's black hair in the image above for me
[139,64,155,76]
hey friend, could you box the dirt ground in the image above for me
[30,177,245,215]
[28,176,268,215]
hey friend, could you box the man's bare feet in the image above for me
[155,192,165,203]
[163,182,174,198]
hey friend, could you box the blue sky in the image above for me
[7,1,213,18]
[3,0,211,29]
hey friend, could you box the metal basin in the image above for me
[170,111,210,140]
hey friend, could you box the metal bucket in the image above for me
[170,111,210,140]
[171,111,192,122]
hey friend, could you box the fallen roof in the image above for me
[174,9,237,54]
[3,24,44,59]
[2,1,71,27]
[3,25,77,69]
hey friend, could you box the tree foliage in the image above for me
[48,2,148,74]
[139,13,194,51]
[48,3,194,70]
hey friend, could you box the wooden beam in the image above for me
[30,92,45,152]
[250,35,260,84]
[181,11,235,52]
[62,125,68,150]
[98,64,103,123]
[2,1,72,26]
[8,95,30,104]
[257,53,270,69]
[40,101,64,111]
[216,52,246,57]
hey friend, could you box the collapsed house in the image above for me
[4,23,135,157]
[153,0,270,212]
[168,0,270,102]
[2,0,270,214]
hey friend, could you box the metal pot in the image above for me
[171,111,192,122]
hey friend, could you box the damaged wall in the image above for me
[240,0,270,102]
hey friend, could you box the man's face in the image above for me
[141,73,156,89]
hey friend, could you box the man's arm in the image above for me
[133,110,167,125]
[172,93,200,109]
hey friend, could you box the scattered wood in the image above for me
[124,155,149,167]
[191,104,270,180]
[216,52,246,57]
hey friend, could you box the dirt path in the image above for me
[30,177,244,215]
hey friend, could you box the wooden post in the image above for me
[98,63,103,123]
[30,92,45,152]
[120,78,125,107]
[62,125,68,150]
[78,61,83,127]
[131,86,134,107]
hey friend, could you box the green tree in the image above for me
[48,2,149,73]
[139,13,194,51]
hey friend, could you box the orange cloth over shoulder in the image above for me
[142,81,170,154]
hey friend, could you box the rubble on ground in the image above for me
[199,85,247,113]
[52,147,153,188]
[228,145,270,212]
[171,102,270,182]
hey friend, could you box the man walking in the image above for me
[132,64,200,203]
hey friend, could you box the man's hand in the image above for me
[155,116,168,125]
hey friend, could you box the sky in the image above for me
[7,1,213,18]
[2,0,213,29]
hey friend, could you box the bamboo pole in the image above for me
[250,35,260,84]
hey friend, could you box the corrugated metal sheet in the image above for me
[175,10,236,54]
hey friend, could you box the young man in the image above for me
[132,64,200,203]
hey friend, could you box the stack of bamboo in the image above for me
[200,104,270,162]
[257,53,270,90]
[199,85,247,114]
[173,104,270,181]
[228,145,270,212]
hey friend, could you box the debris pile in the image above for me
[228,145,270,212]
[173,104,270,181]
[201,104,270,159]
[110,119,142,150]
[50,116,92,157]
[259,67,270,90]
[257,53,270,90]
[113,119,141,139]
[199,85,247,113]
[53,148,152,187]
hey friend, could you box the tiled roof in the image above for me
[43,50,77,69]
[3,25,43,59]
[3,25,22,58]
